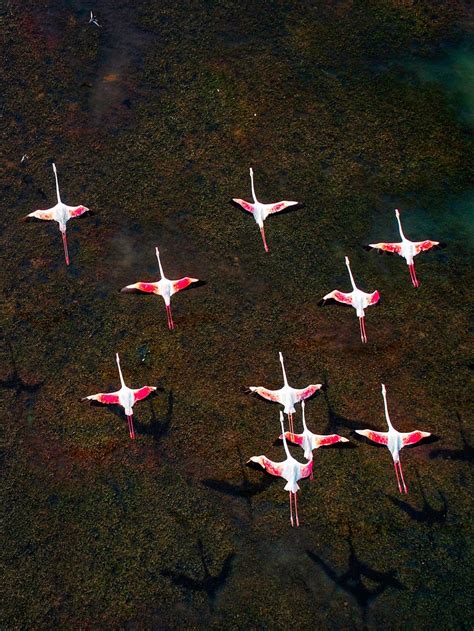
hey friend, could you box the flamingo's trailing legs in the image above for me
[247,352,323,433]
[319,256,380,343]
[24,163,90,265]
[281,400,349,476]
[364,209,446,288]
[355,384,431,493]
[121,247,200,330]
[82,353,156,439]
[248,412,313,527]
[232,168,299,252]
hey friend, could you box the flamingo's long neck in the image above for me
[155,247,165,279]
[301,400,308,432]
[249,168,258,203]
[52,163,61,204]
[345,257,357,291]
[381,383,393,430]
[280,413,291,459]
[395,209,406,241]
[116,353,126,388]
[279,352,289,386]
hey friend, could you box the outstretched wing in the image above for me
[83,391,121,405]
[121,282,160,294]
[25,209,55,221]
[414,240,439,254]
[364,290,380,307]
[298,458,313,480]
[320,290,353,306]
[232,198,254,213]
[264,201,298,215]
[248,386,282,403]
[355,429,389,445]
[248,455,284,478]
[313,434,349,448]
[294,384,323,402]
[280,432,305,447]
[401,430,430,446]
[132,386,156,403]
[171,277,199,295]
[366,242,402,255]
[68,205,90,218]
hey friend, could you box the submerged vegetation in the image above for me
[1,0,473,628]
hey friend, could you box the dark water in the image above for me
[1,1,473,628]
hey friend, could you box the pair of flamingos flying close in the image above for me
[25,165,444,337]
[247,354,431,526]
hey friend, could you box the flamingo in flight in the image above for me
[82,353,156,439]
[364,208,446,287]
[248,412,313,527]
[247,352,323,434]
[232,168,299,252]
[319,256,380,343]
[281,400,349,466]
[355,384,431,494]
[24,163,90,265]
[121,247,200,330]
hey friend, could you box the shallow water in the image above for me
[1,1,473,629]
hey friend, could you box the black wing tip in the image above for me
[318,299,326,307]
[362,245,373,252]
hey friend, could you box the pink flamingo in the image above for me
[247,352,323,434]
[232,168,299,252]
[280,400,349,467]
[24,163,90,265]
[121,246,200,330]
[364,209,445,287]
[356,384,431,493]
[248,412,313,527]
[319,256,380,343]
[82,353,156,439]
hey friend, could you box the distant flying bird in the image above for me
[24,162,91,265]
[89,11,102,27]
[355,384,431,493]
[281,400,349,462]
[248,412,313,527]
[82,353,156,439]
[363,208,446,287]
[121,246,201,330]
[319,256,380,343]
[232,167,299,252]
[247,352,323,433]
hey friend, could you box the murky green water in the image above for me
[1,1,473,629]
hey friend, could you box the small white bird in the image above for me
[247,352,323,433]
[89,11,102,27]
[232,168,299,252]
[82,353,156,439]
[355,384,431,493]
[364,208,446,287]
[24,162,91,265]
[319,256,380,343]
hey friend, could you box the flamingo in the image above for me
[120,247,200,330]
[280,400,349,465]
[355,384,431,493]
[319,256,380,343]
[248,412,313,527]
[82,353,156,439]
[364,208,446,287]
[232,168,298,252]
[247,352,323,433]
[24,163,90,265]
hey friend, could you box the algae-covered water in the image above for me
[1,1,473,629]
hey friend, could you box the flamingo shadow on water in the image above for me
[307,530,404,624]
[386,469,447,526]
[0,336,44,397]
[322,380,378,435]
[134,389,173,443]
[202,445,276,514]
[161,539,236,611]
[429,412,473,463]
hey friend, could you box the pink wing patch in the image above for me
[295,384,322,401]
[334,291,354,305]
[299,459,313,480]
[367,290,380,306]
[259,456,285,478]
[316,434,345,447]
[123,282,160,294]
[69,205,90,218]
[250,387,282,403]
[365,430,389,445]
[233,198,254,213]
[268,201,297,214]
[281,432,304,447]
[172,277,196,293]
[133,386,156,403]
[87,392,120,405]
[415,240,438,254]
[402,431,430,447]
[27,210,55,221]
[370,242,402,254]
